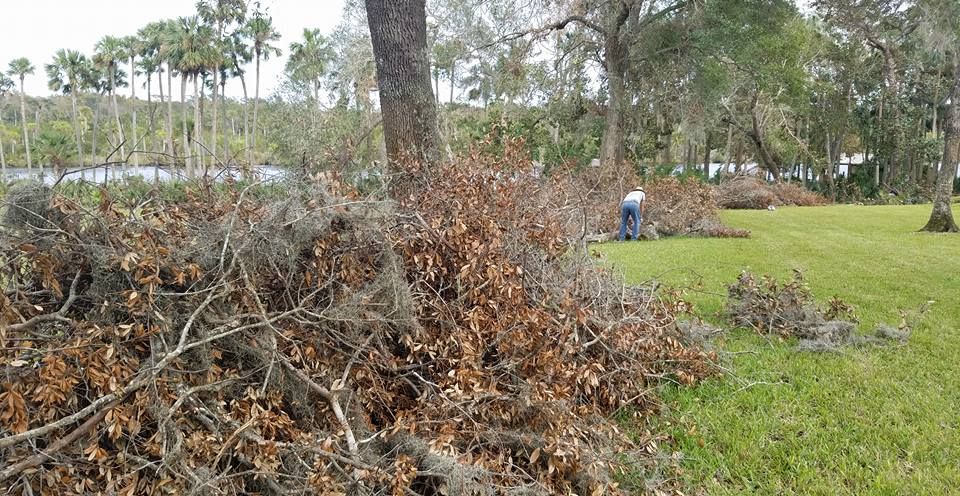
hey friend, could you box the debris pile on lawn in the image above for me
[0,153,716,495]
[769,182,828,207]
[726,271,918,352]
[716,177,827,209]
[553,167,750,241]
[643,177,750,238]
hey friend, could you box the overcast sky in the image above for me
[1,0,346,100]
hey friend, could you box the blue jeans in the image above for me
[619,201,641,241]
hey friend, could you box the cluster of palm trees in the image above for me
[1,0,307,179]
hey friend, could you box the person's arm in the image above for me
[640,199,645,219]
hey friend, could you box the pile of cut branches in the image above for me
[726,271,914,352]
[551,165,749,241]
[0,152,715,495]
[716,177,827,209]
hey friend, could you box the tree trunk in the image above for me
[222,80,229,165]
[252,53,261,169]
[70,91,84,170]
[193,75,201,178]
[922,57,960,233]
[166,64,175,165]
[110,68,126,173]
[880,47,904,185]
[240,72,250,174]
[748,95,779,181]
[723,123,733,172]
[148,75,157,183]
[365,0,440,170]
[130,57,139,168]
[92,95,101,166]
[18,77,32,170]
[212,65,219,168]
[703,134,712,179]
[0,112,6,176]
[824,132,836,195]
[197,76,204,175]
[182,74,191,177]
[599,6,629,169]
[449,60,456,104]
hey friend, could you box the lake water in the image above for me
[1,165,287,185]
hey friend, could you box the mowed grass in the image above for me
[600,204,960,495]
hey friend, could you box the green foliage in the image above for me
[445,103,604,170]
[32,127,74,168]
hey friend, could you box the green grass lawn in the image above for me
[600,204,960,495]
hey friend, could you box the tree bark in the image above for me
[598,3,629,169]
[18,77,32,170]
[365,0,439,170]
[922,56,960,233]
[747,94,779,181]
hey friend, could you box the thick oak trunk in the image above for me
[365,0,439,169]
[922,58,960,233]
[599,4,629,169]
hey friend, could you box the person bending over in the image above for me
[619,187,645,241]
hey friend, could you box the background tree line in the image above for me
[2,0,959,216]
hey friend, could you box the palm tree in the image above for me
[151,20,179,163]
[198,0,247,167]
[245,5,281,168]
[286,28,335,102]
[0,73,13,175]
[226,29,253,168]
[7,58,35,170]
[123,36,142,167]
[168,16,217,178]
[137,41,161,173]
[94,36,127,171]
[46,49,89,171]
